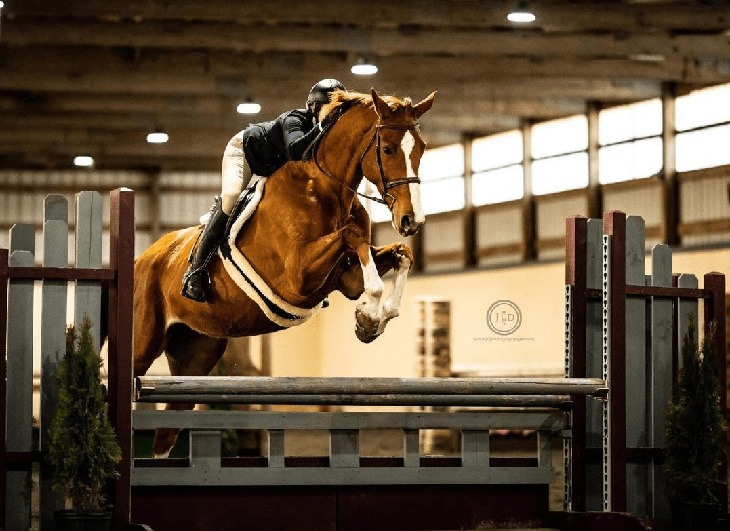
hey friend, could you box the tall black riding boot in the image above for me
[181,197,230,302]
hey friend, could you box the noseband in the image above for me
[311,116,421,209]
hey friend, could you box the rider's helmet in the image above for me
[306,79,345,112]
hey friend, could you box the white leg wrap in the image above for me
[359,248,384,322]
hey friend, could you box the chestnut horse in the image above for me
[133,89,436,455]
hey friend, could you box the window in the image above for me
[471,131,524,205]
[531,116,588,195]
[419,144,465,215]
[532,153,589,195]
[599,99,662,145]
[675,83,730,172]
[676,83,730,132]
[531,115,587,159]
[676,123,730,173]
[598,99,662,184]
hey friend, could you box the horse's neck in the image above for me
[317,109,374,199]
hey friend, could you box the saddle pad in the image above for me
[218,176,325,328]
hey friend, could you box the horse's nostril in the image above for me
[401,215,412,229]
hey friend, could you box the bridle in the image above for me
[311,115,421,209]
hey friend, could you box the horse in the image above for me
[133,88,437,456]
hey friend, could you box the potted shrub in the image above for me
[47,316,121,531]
[664,316,724,531]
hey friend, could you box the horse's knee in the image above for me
[395,243,414,268]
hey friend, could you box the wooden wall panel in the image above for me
[421,212,465,273]
[474,202,523,267]
[535,192,588,260]
[679,169,730,246]
[603,179,663,249]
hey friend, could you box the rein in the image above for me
[310,114,420,209]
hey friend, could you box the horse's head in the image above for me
[363,89,436,237]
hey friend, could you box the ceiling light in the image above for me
[146,131,169,144]
[237,100,261,114]
[629,53,666,63]
[351,58,378,76]
[507,1,536,23]
[73,155,94,168]
[0,2,4,8]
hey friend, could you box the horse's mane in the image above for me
[322,90,413,120]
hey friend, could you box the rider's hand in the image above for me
[318,114,334,131]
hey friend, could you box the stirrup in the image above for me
[181,268,211,302]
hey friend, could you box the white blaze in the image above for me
[399,131,425,224]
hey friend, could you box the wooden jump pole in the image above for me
[136,375,608,401]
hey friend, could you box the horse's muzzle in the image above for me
[399,214,423,236]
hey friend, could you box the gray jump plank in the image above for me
[5,244,34,531]
[74,191,103,352]
[189,430,222,470]
[676,274,699,373]
[461,430,489,467]
[650,243,673,520]
[131,410,568,432]
[131,463,553,487]
[268,430,285,468]
[40,195,69,529]
[403,429,420,468]
[9,223,35,256]
[330,430,359,468]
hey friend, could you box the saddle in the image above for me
[216,177,327,328]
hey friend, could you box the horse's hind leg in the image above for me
[152,325,228,458]
[133,285,169,377]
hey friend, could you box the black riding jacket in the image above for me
[241,108,320,177]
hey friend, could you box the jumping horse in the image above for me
[133,89,437,456]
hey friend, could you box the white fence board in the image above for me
[5,243,34,531]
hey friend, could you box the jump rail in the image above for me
[135,375,608,406]
[132,376,605,489]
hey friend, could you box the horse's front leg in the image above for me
[371,242,414,334]
[350,242,413,342]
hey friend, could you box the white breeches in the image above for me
[221,130,254,215]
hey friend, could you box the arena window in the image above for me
[531,115,589,195]
[676,83,730,172]
[471,131,524,205]
[598,99,663,184]
[418,143,465,215]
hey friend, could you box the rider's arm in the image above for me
[282,113,321,161]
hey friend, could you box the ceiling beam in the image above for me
[8,0,730,32]
[4,45,729,85]
[5,18,730,60]
[0,93,585,120]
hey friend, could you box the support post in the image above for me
[107,188,135,530]
[603,211,627,512]
[704,272,727,513]
[565,216,588,512]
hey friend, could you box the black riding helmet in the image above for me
[306,78,345,112]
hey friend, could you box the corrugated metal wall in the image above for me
[0,169,218,264]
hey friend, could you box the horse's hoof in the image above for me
[355,322,379,343]
[355,308,380,343]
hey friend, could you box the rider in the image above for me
[182,78,346,302]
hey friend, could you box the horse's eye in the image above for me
[383,145,395,156]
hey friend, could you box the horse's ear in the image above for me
[413,91,437,119]
[371,88,392,120]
